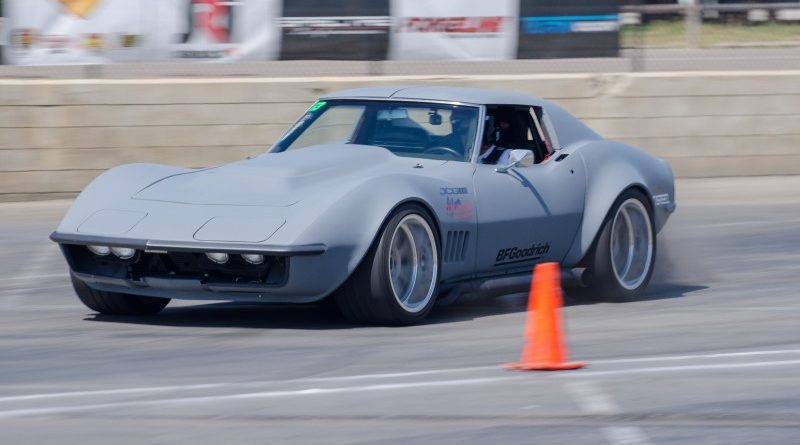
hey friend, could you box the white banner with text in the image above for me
[389,0,518,60]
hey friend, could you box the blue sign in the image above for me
[522,15,619,34]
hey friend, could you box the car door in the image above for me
[473,109,586,275]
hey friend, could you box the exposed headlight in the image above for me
[205,252,229,264]
[242,254,264,265]
[111,247,136,259]
[87,245,111,256]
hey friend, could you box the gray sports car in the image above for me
[51,86,676,325]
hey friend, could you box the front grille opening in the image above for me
[66,245,288,286]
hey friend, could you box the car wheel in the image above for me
[587,189,656,302]
[70,273,170,315]
[336,203,441,325]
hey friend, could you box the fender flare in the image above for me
[291,174,450,296]
[562,143,659,267]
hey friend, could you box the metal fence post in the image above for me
[631,21,646,73]
[685,0,702,48]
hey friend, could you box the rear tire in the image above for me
[71,274,170,315]
[336,203,441,325]
[586,189,656,302]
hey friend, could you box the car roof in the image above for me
[321,86,545,107]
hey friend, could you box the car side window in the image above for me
[481,106,542,164]
[533,107,558,153]
[528,107,555,160]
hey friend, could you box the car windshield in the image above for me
[271,100,480,162]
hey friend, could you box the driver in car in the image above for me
[430,108,474,158]
[479,113,514,165]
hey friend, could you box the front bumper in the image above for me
[53,231,334,303]
[50,232,326,256]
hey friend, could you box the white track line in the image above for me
[299,366,497,383]
[561,359,800,378]
[0,361,798,419]
[0,383,242,403]
[0,377,509,420]
[1,349,799,405]
[565,381,651,445]
[0,367,496,403]
[590,348,800,365]
[564,381,621,415]
[603,426,652,445]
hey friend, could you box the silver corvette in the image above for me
[51,86,676,325]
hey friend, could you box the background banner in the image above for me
[171,0,282,62]
[2,0,625,65]
[3,0,282,65]
[4,0,159,65]
[0,0,4,63]
[279,0,390,61]
[389,0,518,60]
[518,0,620,59]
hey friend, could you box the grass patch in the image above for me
[622,20,800,48]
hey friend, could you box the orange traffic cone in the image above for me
[504,262,586,371]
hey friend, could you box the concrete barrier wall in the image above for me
[2,71,800,201]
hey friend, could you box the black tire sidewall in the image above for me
[367,204,442,325]
[70,273,170,315]
[591,189,657,302]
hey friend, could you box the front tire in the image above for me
[71,274,170,315]
[336,204,441,325]
[586,189,656,302]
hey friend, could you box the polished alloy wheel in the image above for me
[387,214,439,313]
[610,198,654,291]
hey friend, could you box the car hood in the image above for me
[132,144,445,207]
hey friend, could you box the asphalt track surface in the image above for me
[1,176,799,444]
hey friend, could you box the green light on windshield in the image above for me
[309,101,327,112]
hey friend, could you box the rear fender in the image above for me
[562,141,673,266]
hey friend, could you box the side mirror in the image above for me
[495,149,534,173]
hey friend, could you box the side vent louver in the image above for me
[444,230,470,263]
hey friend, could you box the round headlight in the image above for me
[111,247,136,260]
[205,252,229,264]
[87,245,111,256]
[242,254,264,265]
